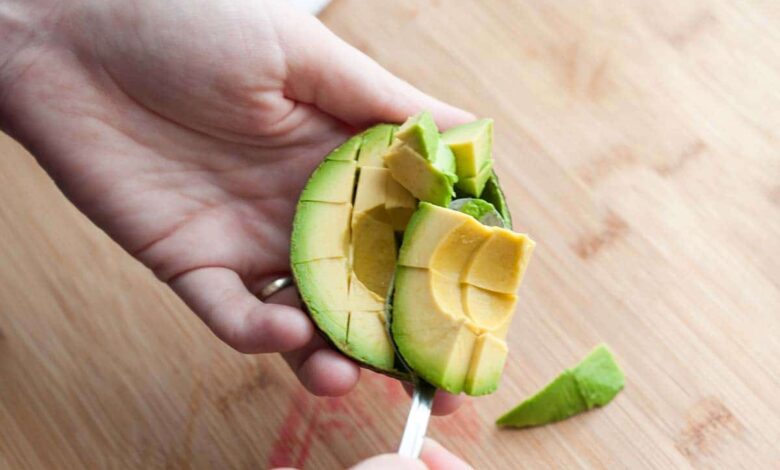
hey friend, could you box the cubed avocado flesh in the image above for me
[496,344,625,428]
[392,203,535,394]
[442,119,494,197]
[292,115,532,393]
[291,126,410,377]
[384,112,457,206]
[457,162,494,197]
[358,124,396,168]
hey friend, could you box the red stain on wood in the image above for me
[267,380,392,468]
[267,390,313,468]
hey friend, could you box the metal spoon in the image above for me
[397,379,436,458]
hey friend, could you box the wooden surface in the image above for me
[2,0,780,468]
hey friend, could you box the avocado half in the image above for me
[290,112,535,393]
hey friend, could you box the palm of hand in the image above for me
[4,0,469,407]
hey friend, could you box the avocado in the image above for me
[457,162,494,198]
[291,127,410,378]
[292,115,533,392]
[383,112,457,206]
[496,344,624,428]
[449,198,504,227]
[392,203,535,395]
[358,124,395,168]
[442,118,494,196]
[480,172,512,228]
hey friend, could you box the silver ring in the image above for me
[258,276,294,301]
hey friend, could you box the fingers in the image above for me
[169,267,313,353]
[348,454,426,470]
[276,5,475,129]
[420,438,474,470]
[282,335,361,397]
[258,277,361,396]
[346,439,472,470]
[403,383,466,416]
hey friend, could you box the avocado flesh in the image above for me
[457,162,494,197]
[496,344,625,428]
[392,203,535,395]
[293,117,528,388]
[384,112,457,206]
[358,124,396,168]
[442,119,494,197]
[291,126,411,376]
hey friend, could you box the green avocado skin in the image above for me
[496,344,624,428]
[457,199,496,220]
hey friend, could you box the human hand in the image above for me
[346,438,473,470]
[0,0,472,410]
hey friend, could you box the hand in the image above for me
[348,438,474,470]
[0,0,472,411]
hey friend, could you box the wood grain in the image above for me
[2,0,779,468]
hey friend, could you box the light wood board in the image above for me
[1,0,779,468]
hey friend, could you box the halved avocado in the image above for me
[291,126,412,378]
[292,114,533,394]
[391,203,535,395]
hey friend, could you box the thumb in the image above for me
[275,3,474,129]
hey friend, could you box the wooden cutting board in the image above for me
[1,1,779,468]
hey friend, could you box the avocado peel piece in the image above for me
[496,344,625,428]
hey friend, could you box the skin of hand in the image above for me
[0,0,474,412]
[269,438,473,470]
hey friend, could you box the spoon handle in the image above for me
[397,381,436,458]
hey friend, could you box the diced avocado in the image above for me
[348,272,385,311]
[384,112,457,206]
[394,111,440,160]
[496,344,624,428]
[465,334,508,395]
[442,119,493,197]
[292,116,530,387]
[353,167,388,217]
[346,311,396,370]
[351,213,396,298]
[481,172,512,228]
[462,285,517,330]
[462,227,535,294]
[358,124,395,168]
[290,201,351,263]
[299,160,357,203]
[457,161,494,197]
[391,203,534,394]
[291,130,409,377]
[442,119,493,177]
[292,258,349,344]
[385,176,417,231]
[326,134,361,161]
